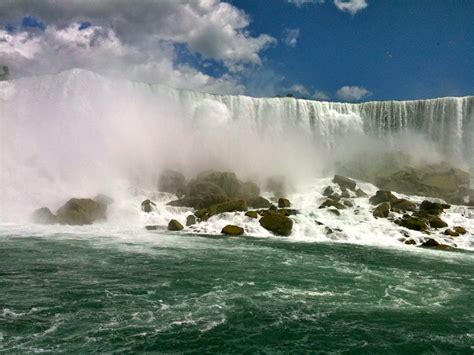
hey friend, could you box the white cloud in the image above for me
[0,0,276,94]
[283,28,300,47]
[336,86,372,101]
[334,0,368,15]
[287,0,325,6]
[289,84,311,97]
[313,90,330,100]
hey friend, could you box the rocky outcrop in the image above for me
[56,198,107,225]
[333,175,356,191]
[158,170,186,197]
[319,199,346,210]
[259,214,293,236]
[194,199,247,221]
[168,219,184,231]
[395,215,429,232]
[373,202,390,218]
[221,225,244,236]
[32,207,58,224]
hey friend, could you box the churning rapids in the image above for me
[1,69,474,352]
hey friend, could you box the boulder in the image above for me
[369,190,398,205]
[167,219,184,231]
[32,207,57,224]
[158,170,186,197]
[453,226,468,235]
[186,215,196,226]
[419,200,450,216]
[141,199,156,213]
[427,216,448,229]
[195,171,242,198]
[373,202,390,218]
[355,188,368,197]
[333,175,356,191]
[343,200,354,208]
[322,186,334,196]
[194,199,247,220]
[395,215,429,232]
[167,195,228,210]
[246,196,272,208]
[327,208,341,216]
[319,199,346,210]
[420,238,450,250]
[56,198,107,225]
[278,198,291,208]
[245,211,258,219]
[221,225,244,236]
[404,239,417,245]
[145,225,160,231]
[327,194,341,202]
[259,214,293,236]
[444,228,459,237]
[340,189,351,198]
[391,198,416,212]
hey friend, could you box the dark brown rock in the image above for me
[186,214,196,226]
[278,198,291,208]
[373,202,390,218]
[319,199,346,210]
[221,225,244,236]
[333,175,356,191]
[245,211,258,219]
[141,199,156,213]
[369,190,398,205]
[259,214,293,236]
[56,198,107,225]
[194,199,247,220]
[167,219,184,231]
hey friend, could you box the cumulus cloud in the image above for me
[333,0,368,15]
[283,28,300,47]
[289,84,311,97]
[287,0,325,6]
[313,90,330,100]
[336,86,372,101]
[0,0,275,94]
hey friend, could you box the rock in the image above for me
[322,186,334,196]
[373,202,391,218]
[246,196,272,208]
[194,199,247,220]
[56,198,107,225]
[343,200,354,208]
[428,216,448,229]
[93,194,114,205]
[355,188,368,197]
[404,239,417,245]
[240,181,260,199]
[158,170,186,197]
[145,225,160,231]
[369,190,398,205]
[327,194,341,202]
[420,238,450,249]
[391,198,416,212]
[141,199,156,213]
[195,171,242,198]
[278,198,291,208]
[444,229,459,237]
[278,208,299,216]
[340,189,351,198]
[319,199,346,210]
[259,214,293,236]
[395,215,429,232]
[221,225,244,236]
[266,175,287,198]
[333,175,356,191]
[32,207,57,224]
[167,195,228,210]
[328,208,341,216]
[419,200,450,216]
[186,215,196,226]
[453,226,467,235]
[245,211,258,219]
[167,219,184,231]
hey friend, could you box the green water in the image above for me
[1,233,473,353]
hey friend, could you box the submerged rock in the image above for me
[158,170,186,197]
[194,199,247,220]
[373,202,390,218]
[168,219,184,231]
[333,175,356,191]
[141,199,156,213]
[221,225,244,236]
[56,198,107,225]
[259,214,293,236]
[278,198,291,208]
[32,207,57,224]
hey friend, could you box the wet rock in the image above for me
[395,215,429,232]
[327,194,341,202]
[245,211,258,219]
[167,195,228,210]
[186,215,196,226]
[428,216,448,229]
[158,170,186,197]
[373,202,390,218]
[141,199,156,213]
[56,198,107,225]
[340,189,351,198]
[322,186,334,196]
[221,225,244,236]
[453,226,468,235]
[167,219,184,231]
[420,238,451,250]
[391,198,416,212]
[259,214,293,236]
[355,188,368,197]
[194,199,247,220]
[369,190,398,205]
[444,228,459,237]
[327,208,341,216]
[404,239,417,245]
[319,199,346,210]
[145,225,160,231]
[195,171,242,198]
[419,200,450,216]
[278,198,291,208]
[333,175,356,191]
[343,200,354,208]
[32,207,57,224]
[246,196,272,208]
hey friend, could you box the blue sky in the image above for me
[0,0,473,101]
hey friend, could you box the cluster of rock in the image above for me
[32,194,113,225]
[146,170,295,237]
[317,175,367,216]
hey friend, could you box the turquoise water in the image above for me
[1,232,473,353]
